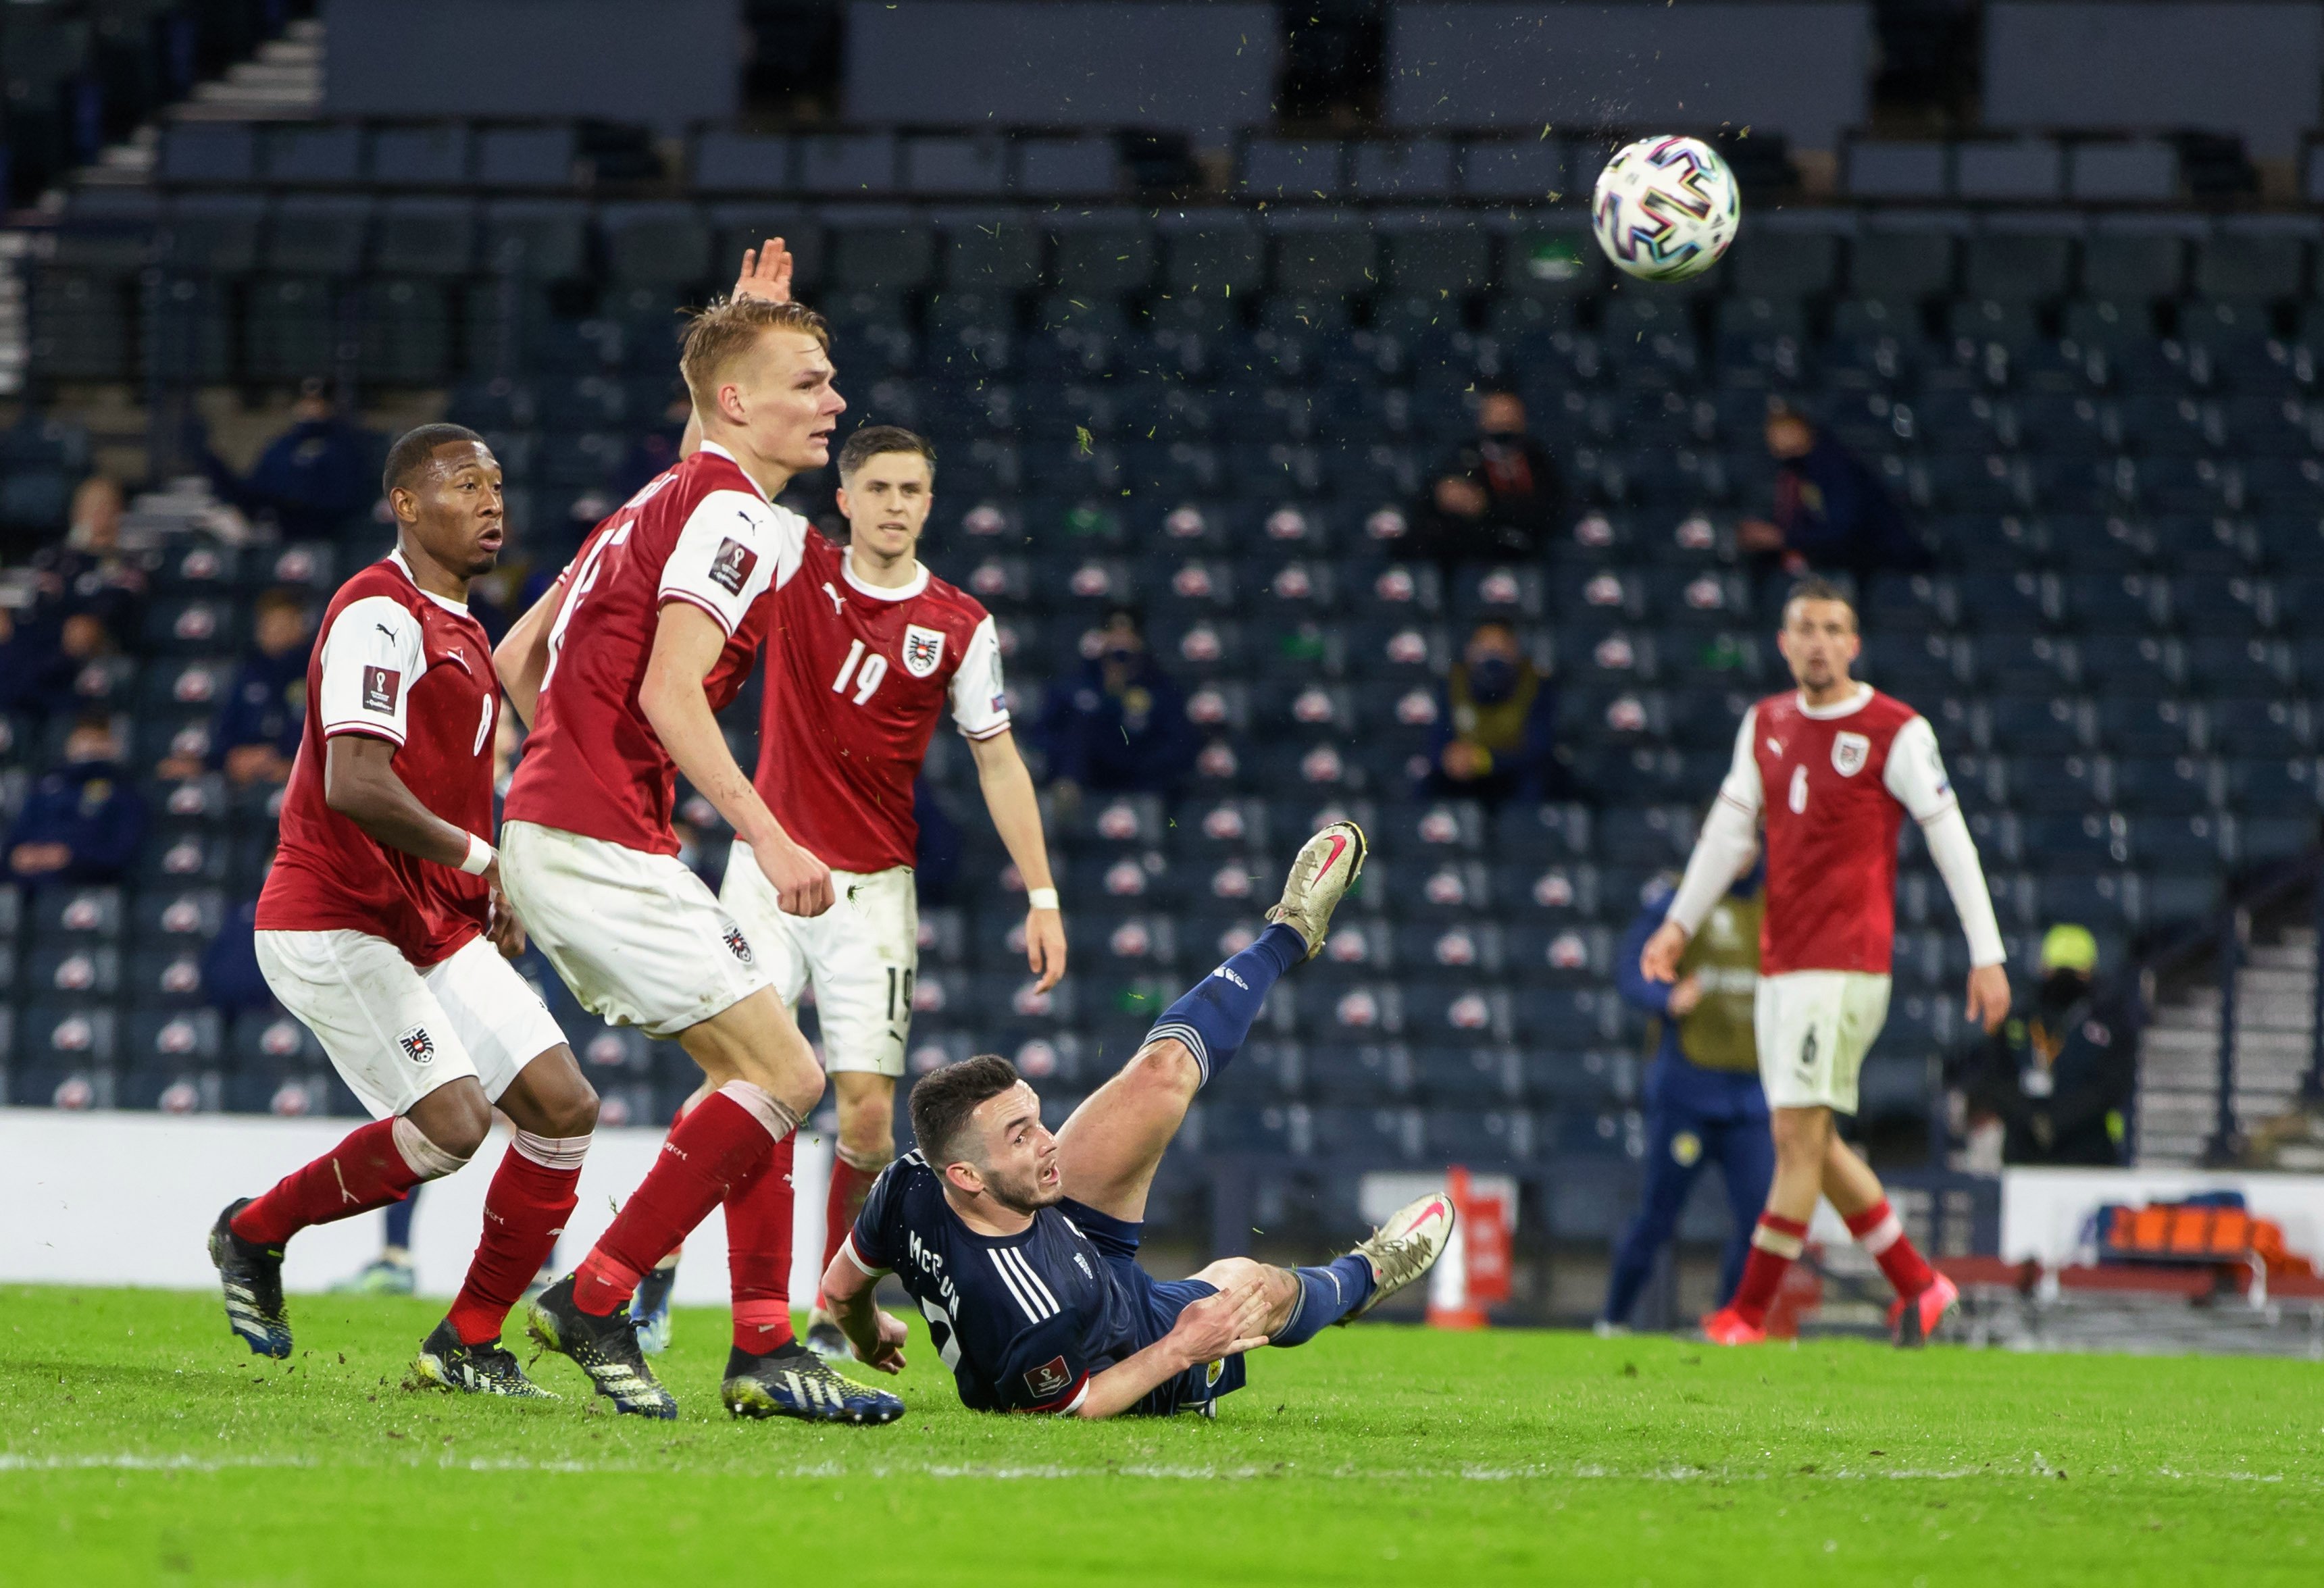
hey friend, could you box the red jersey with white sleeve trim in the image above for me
[503,443,808,854]
[755,532,1009,874]
[1721,685,1950,975]
[255,550,497,967]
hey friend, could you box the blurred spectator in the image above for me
[1037,607,1198,805]
[202,893,273,1021]
[913,777,964,906]
[1421,621,1558,806]
[0,604,79,721]
[1415,390,1564,568]
[30,477,147,636]
[1736,410,1929,583]
[5,713,147,886]
[1950,924,2138,1168]
[160,589,313,785]
[1603,866,1772,1329]
[208,378,380,538]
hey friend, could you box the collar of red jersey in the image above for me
[1794,682,1873,721]
[842,551,930,603]
[695,440,773,504]
[386,548,472,615]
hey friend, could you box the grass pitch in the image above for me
[0,1285,2317,1586]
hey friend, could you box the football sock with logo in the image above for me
[446,1133,588,1346]
[230,1117,456,1248]
[819,1146,888,1307]
[1142,923,1305,1086]
[1844,1198,1936,1299]
[572,1086,794,1316]
[726,1128,797,1352]
[1727,1212,1809,1328]
[1270,1255,1378,1347]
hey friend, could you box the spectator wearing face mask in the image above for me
[5,713,147,887]
[157,588,315,786]
[30,477,147,638]
[0,605,118,724]
[1736,409,1929,585]
[1948,925,2138,1168]
[1421,621,1559,806]
[1415,390,1565,570]
[206,378,382,539]
[1036,607,1198,809]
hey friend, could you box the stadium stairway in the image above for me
[2136,923,2321,1166]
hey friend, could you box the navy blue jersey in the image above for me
[847,1151,1146,1414]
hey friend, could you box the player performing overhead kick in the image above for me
[632,423,1066,1360]
[1640,578,2011,1347]
[821,823,1455,1418]
[209,425,599,1398]
[490,254,900,1424]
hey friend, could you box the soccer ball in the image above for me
[1591,136,1741,283]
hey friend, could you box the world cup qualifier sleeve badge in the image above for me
[901,624,946,679]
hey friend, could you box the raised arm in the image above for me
[492,578,564,730]
[1642,707,1764,983]
[639,601,832,917]
[1884,714,2011,1031]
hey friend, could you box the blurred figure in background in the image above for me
[1420,621,1558,806]
[1038,607,1197,809]
[1737,409,1928,585]
[158,589,315,786]
[31,477,147,638]
[209,378,381,539]
[1416,390,1564,569]
[5,713,146,886]
[1602,865,1773,1331]
[0,605,120,725]
[1950,924,2136,1169]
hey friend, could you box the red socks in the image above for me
[726,1131,797,1353]
[1729,1213,1809,1327]
[446,1133,588,1346]
[819,1150,885,1307]
[573,1083,797,1316]
[230,1117,436,1248]
[1845,1198,1936,1300]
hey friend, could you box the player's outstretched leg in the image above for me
[211,1109,475,1358]
[1192,1188,1455,1350]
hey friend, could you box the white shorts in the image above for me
[723,847,915,1079]
[1753,969,1892,1115]
[254,929,565,1120]
[499,819,770,1039]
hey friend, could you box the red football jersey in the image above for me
[257,550,498,967]
[1736,686,1935,976]
[755,532,1010,873]
[503,442,807,854]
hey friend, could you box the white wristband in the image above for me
[1026,888,1060,911]
[459,834,497,876]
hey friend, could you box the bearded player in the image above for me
[1640,578,2010,1347]
[490,267,901,1424]
[208,425,600,1396]
[632,424,1065,1360]
[824,823,1455,1418]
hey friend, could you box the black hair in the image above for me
[382,423,486,498]
[908,1054,1023,1168]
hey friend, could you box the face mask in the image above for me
[1467,657,1519,705]
[1103,646,1140,669]
[2039,969,2090,1009]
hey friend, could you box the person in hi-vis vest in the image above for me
[1600,865,1773,1330]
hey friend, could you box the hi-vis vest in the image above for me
[1669,890,1763,1074]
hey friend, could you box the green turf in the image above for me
[1,1285,2317,1586]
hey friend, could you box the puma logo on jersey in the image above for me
[822,581,847,615]
[1765,737,1784,759]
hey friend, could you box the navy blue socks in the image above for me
[1271,1255,1378,1346]
[1144,922,1306,1086]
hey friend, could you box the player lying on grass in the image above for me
[1640,579,2009,1347]
[821,823,1456,1418]
[632,423,1066,1362]
[209,426,599,1398]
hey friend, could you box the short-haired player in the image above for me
[1640,579,2011,1346]
[492,244,902,1422]
[630,422,1067,1361]
[824,824,1455,1418]
[209,426,601,1396]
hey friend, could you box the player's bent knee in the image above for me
[405,1082,492,1165]
[1123,1038,1203,1100]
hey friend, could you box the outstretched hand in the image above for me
[732,238,793,305]
[1169,1276,1273,1364]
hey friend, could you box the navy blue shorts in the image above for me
[1062,1198,1248,1418]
